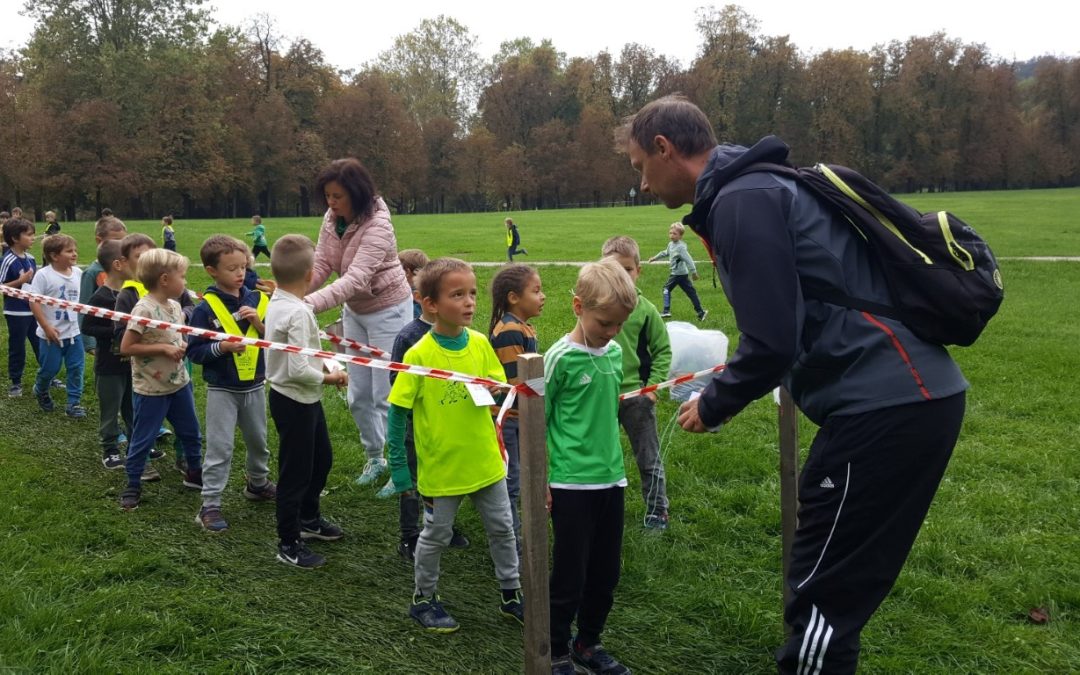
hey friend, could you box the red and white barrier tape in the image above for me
[618,364,727,400]
[318,329,391,359]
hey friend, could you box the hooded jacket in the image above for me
[684,137,968,426]
[307,198,411,315]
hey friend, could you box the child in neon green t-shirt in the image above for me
[388,257,522,633]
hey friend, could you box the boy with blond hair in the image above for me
[118,249,204,510]
[602,235,673,529]
[648,221,707,321]
[545,258,637,674]
[265,234,348,568]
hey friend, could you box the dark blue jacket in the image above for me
[187,285,266,391]
[684,137,968,426]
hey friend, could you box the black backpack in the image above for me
[741,162,1004,347]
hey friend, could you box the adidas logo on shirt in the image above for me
[579,374,592,386]
[820,477,836,489]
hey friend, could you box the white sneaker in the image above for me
[375,478,396,499]
[355,458,388,486]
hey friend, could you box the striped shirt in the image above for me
[1,249,37,315]
[489,312,538,417]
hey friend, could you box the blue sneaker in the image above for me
[410,594,459,633]
[65,404,87,419]
[117,432,128,445]
[33,386,54,412]
[572,640,631,674]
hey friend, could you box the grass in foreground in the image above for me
[0,202,1078,671]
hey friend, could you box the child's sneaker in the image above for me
[499,589,525,626]
[8,384,22,398]
[572,640,632,674]
[195,506,229,532]
[355,457,388,486]
[174,457,188,476]
[449,527,470,549]
[697,309,709,322]
[660,311,672,319]
[398,534,419,561]
[276,540,325,569]
[141,464,161,482]
[300,516,344,541]
[183,468,203,489]
[102,452,124,470]
[65,404,87,419]
[643,512,669,531]
[118,432,128,445]
[409,593,460,633]
[551,653,576,675]
[375,477,396,499]
[33,386,54,412]
[50,378,64,389]
[243,479,277,501]
[156,426,173,440]
[119,486,141,511]
[149,447,166,460]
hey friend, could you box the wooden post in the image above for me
[778,387,800,636]
[517,354,550,675]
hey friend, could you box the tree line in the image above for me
[1,1,1078,220]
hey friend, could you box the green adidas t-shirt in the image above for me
[388,329,508,497]
[544,335,628,488]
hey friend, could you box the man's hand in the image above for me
[677,397,709,433]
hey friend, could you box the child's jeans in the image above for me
[97,372,133,453]
[126,384,202,488]
[618,396,669,517]
[35,335,84,405]
[414,478,520,597]
[499,416,523,555]
[662,274,704,314]
[5,314,40,385]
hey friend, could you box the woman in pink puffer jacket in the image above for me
[307,158,412,488]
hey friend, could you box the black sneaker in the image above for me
[119,486,141,511]
[398,535,419,561]
[449,527,469,549]
[300,516,344,541]
[102,452,124,470]
[276,540,325,569]
[643,512,669,531]
[500,588,525,625]
[572,640,632,674]
[551,653,576,675]
[409,593,459,633]
[697,309,709,322]
[183,468,203,489]
[243,479,277,502]
[173,457,188,476]
[149,447,166,460]
[34,386,54,412]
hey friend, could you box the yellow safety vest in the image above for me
[122,280,148,297]
[203,291,268,381]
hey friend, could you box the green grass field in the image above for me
[1,189,1078,672]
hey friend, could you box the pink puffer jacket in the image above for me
[306,198,411,315]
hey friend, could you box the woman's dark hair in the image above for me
[315,158,378,222]
[489,264,539,336]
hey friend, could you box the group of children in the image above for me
[2,209,697,674]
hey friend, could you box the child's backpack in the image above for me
[741,162,1004,346]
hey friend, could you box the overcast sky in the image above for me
[3,0,1076,71]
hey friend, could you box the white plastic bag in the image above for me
[666,321,729,402]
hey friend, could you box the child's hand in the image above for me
[162,343,186,362]
[645,391,657,403]
[237,306,264,334]
[692,272,700,281]
[16,268,34,285]
[323,369,348,388]
[42,324,61,345]
[219,339,246,353]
